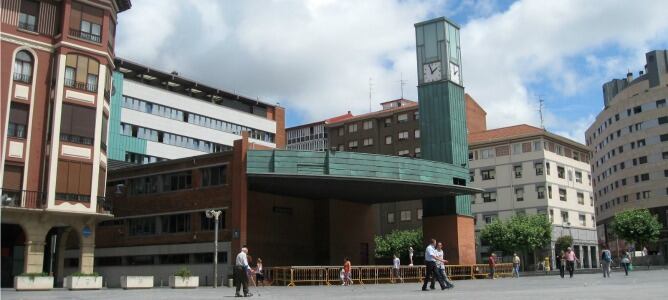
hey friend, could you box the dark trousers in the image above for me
[234,266,249,295]
[558,263,565,278]
[622,263,629,275]
[422,261,442,290]
[566,261,575,277]
[437,268,454,288]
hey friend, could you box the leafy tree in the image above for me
[611,209,662,249]
[555,235,573,253]
[479,219,513,252]
[480,214,552,266]
[374,229,423,258]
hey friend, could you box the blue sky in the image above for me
[116,0,668,143]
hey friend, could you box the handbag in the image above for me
[628,263,633,271]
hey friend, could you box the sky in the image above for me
[115,0,668,143]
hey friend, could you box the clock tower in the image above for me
[415,17,475,264]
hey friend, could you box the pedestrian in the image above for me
[409,247,414,266]
[620,250,632,276]
[488,253,496,279]
[247,255,256,287]
[557,250,565,278]
[512,253,521,278]
[564,247,579,278]
[255,258,264,286]
[601,245,612,278]
[392,254,404,283]
[234,246,252,297]
[421,238,444,291]
[436,243,455,289]
[342,257,352,286]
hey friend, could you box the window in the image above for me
[397,114,408,123]
[348,124,358,133]
[577,192,584,205]
[633,106,642,114]
[639,156,648,164]
[398,131,409,140]
[13,51,33,83]
[415,147,421,158]
[201,165,227,187]
[385,135,392,144]
[561,211,569,224]
[414,129,420,139]
[413,111,419,120]
[536,186,545,199]
[557,166,565,179]
[575,171,582,183]
[162,171,192,192]
[397,149,410,156]
[7,103,29,139]
[129,217,156,236]
[400,210,411,221]
[514,165,522,178]
[661,134,668,142]
[338,144,344,151]
[417,209,423,220]
[70,2,103,43]
[559,189,567,201]
[65,54,99,92]
[659,116,668,125]
[18,0,38,32]
[637,139,646,147]
[579,214,586,226]
[535,162,544,175]
[640,173,650,181]
[468,151,474,161]
[387,212,395,224]
[363,120,373,130]
[533,140,542,151]
[480,149,494,159]
[348,140,358,149]
[469,171,474,182]
[338,127,344,136]
[384,118,392,127]
[512,143,522,154]
[363,138,373,146]
[160,214,191,233]
[549,209,554,222]
[548,186,553,199]
[657,99,666,108]
[201,211,225,230]
[515,188,524,202]
[60,103,95,145]
[482,192,497,203]
[484,214,497,224]
[481,169,495,180]
[664,151,668,159]
[546,162,551,175]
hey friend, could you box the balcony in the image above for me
[13,72,31,83]
[64,78,97,93]
[69,28,101,43]
[1,189,45,209]
[55,193,91,203]
[18,21,36,32]
[60,133,93,146]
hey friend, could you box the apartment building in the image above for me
[0,0,131,287]
[109,58,284,165]
[285,111,352,151]
[470,125,598,268]
[585,50,668,259]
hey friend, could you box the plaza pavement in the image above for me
[2,269,667,300]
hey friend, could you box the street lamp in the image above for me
[205,209,222,288]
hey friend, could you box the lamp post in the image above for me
[206,209,222,288]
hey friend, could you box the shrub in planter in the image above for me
[169,267,199,289]
[15,273,53,291]
[64,272,103,290]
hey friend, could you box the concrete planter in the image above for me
[169,276,199,288]
[120,276,154,289]
[14,276,54,291]
[64,276,103,290]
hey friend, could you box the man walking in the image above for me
[436,243,455,289]
[564,247,579,278]
[601,245,612,278]
[421,238,446,291]
[512,253,521,278]
[234,246,252,297]
[392,254,403,283]
[488,253,496,279]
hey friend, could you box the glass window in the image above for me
[387,212,395,224]
[400,210,411,221]
[13,51,33,82]
[515,188,524,201]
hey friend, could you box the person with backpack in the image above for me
[601,245,612,278]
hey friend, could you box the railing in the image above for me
[18,21,36,32]
[69,28,101,43]
[265,263,514,286]
[64,78,97,92]
[55,193,91,203]
[13,72,31,83]
[97,196,112,213]
[60,133,93,145]
[0,189,45,209]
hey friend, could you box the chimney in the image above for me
[626,71,633,82]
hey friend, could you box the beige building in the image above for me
[470,125,598,269]
[585,50,668,259]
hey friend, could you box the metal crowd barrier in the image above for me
[264,263,514,286]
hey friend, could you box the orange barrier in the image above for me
[265,263,514,286]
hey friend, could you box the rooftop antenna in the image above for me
[538,96,545,130]
[368,77,374,112]
[400,72,407,99]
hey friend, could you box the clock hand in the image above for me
[431,67,437,74]
[428,64,433,73]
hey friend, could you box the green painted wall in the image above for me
[247,150,469,187]
[108,71,147,161]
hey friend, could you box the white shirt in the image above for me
[425,244,436,262]
[235,251,249,267]
[435,249,445,269]
[393,257,400,269]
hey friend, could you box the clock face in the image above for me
[423,62,442,83]
[449,62,460,84]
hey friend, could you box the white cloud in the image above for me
[115,0,668,141]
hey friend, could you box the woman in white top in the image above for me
[255,258,265,286]
[620,251,632,276]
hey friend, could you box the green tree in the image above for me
[374,229,423,258]
[479,219,513,252]
[480,215,552,268]
[611,209,662,249]
[555,235,573,253]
